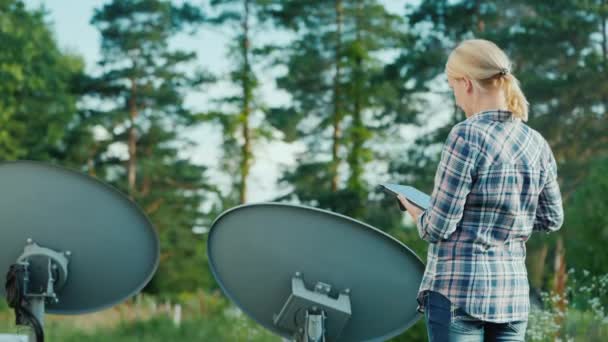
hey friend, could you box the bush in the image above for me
[526,269,608,341]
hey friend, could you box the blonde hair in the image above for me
[445,39,529,121]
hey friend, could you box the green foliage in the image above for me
[0,0,83,161]
[564,157,608,277]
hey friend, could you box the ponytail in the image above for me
[501,74,529,122]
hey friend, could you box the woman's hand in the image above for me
[397,194,423,222]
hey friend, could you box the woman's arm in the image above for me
[534,144,564,232]
[413,127,478,243]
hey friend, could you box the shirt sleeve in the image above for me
[533,143,564,232]
[416,128,478,243]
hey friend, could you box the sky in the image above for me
[23,0,447,204]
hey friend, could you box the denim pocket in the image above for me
[506,320,528,335]
[450,307,482,333]
[450,316,484,334]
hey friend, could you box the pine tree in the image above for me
[205,0,274,204]
[268,0,410,223]
[88,0,216,293]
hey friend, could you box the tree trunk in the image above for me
[528,243,548,289]
[348,0,364,195]
[602,0,607,65]
[87,157,96,177]
[128,75,138,196]
[87,143,97,177]
[602,0,607,113]
[553,236,567,339]
[331,0,343,193]
[354,0,363,181]
[239,0,252,204]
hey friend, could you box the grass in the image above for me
[0,284,605,341]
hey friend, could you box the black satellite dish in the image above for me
[0,161,159,341]
[207,203,425,342]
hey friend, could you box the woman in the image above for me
[398,39,564,341]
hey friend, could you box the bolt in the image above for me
[27,238,33,244]
[65,251,72,257]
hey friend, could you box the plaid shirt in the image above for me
[416,109,564,323]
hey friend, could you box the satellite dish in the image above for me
[207,203,425,342]
[0,161,159,341]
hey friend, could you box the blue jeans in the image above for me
[424,291,527,341]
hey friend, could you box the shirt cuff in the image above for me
[416,210,428,240]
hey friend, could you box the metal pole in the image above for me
[26,298,44,342]
[304,309,326,342]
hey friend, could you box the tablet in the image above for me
[378,183,431,210]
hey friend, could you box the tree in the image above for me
[0,0,83,161]
[88,0,215,294]
[205,0,276,205]
[268,0,411,223]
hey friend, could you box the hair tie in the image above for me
[499,68,510,76]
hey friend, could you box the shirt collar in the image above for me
[467,109,517,122]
